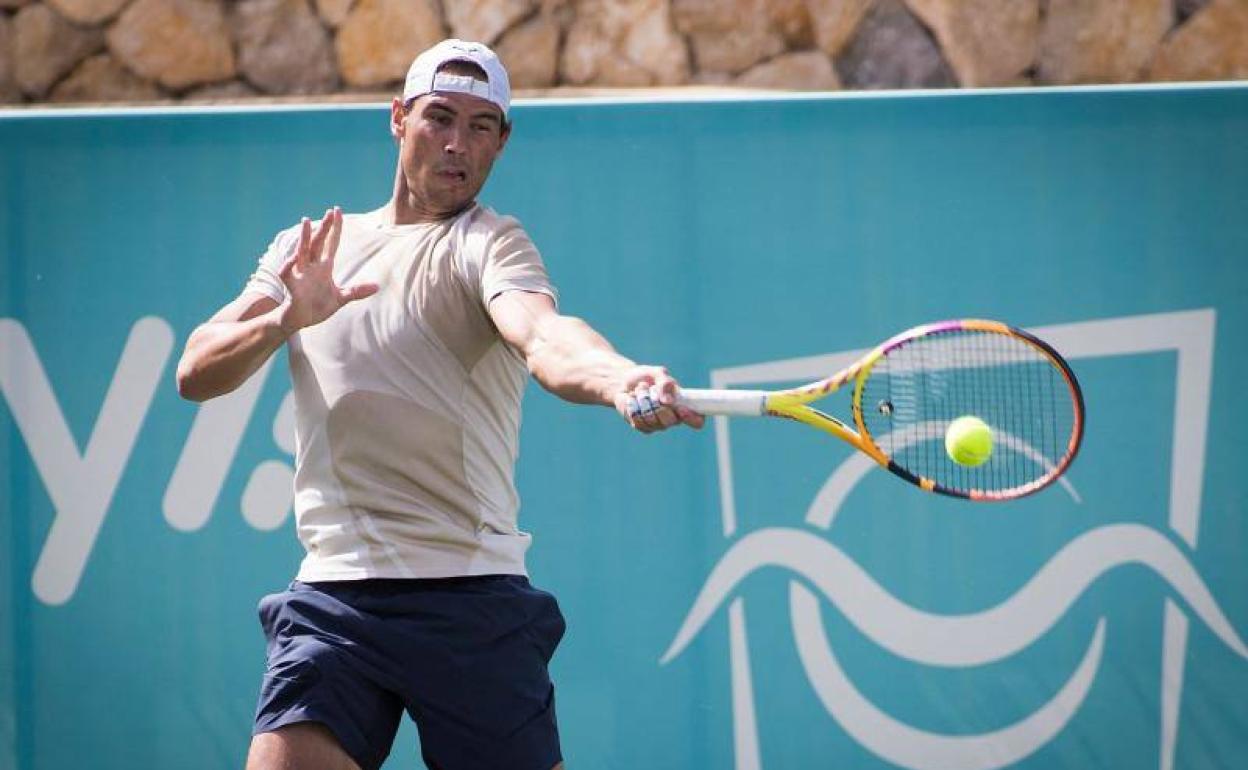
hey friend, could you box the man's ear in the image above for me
[498,121,511,153]
[390,97,406,142]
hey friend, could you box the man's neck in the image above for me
[386,168,474,225]
[382,197,473,226]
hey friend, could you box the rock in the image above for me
[560,16,606,83]
[183,79,262,100]
[445,0,534,45]
[45,0,130,24]
[674,0,811,54]
[49,53,162,101]
[1176,0,1211,23]
[14,3,103,97]
[736,50,841,90]
[233,0,337,94]
[562,0,688,85]
[1037,0,1171,84]
[692,69,733,85]
[807,0,875,57]
[688,26,784,75]
[768,0,813,47]
[495,12,560,88]
[0,0,34,8]
[673,0,784,74]
[562,16,653,85]
[836,0,956,88]
[108,0,236,90]
[905,0,1038,86]
[1149,0,1248,81]
[315,0,352,26]
[0,14,17,103]
[335,0,444,88]
[621,0,689,84]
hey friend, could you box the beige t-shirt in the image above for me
[244,204,557,581]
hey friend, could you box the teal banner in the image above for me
[3,84,1247,769]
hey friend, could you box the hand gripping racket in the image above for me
[675,320,1084,501]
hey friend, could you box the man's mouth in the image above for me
[437,168,468,182]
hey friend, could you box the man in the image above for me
[176,39,702,770]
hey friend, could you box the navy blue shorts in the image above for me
[252,575,566,770]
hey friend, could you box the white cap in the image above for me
[403,39,511,118]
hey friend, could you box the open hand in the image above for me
[277,207,379,334]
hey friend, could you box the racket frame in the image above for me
[679,319,1086,501]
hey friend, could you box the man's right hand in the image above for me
[277,207,379,335]
[176,207,379,402]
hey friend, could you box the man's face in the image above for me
[392,89,509,219]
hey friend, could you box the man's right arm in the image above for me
[175,293,287,402]
[176,207,378,402]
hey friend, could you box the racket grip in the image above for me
[675,388,767,417]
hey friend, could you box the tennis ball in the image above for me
[945,416,993,467]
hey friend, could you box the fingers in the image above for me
[323,207,343,265]
[295,217,313,268]
[308,208,333,261]
[651,370,680,408]
[651,373,706,429]
[277,251,299,280]
[619,368,702,434]
[340,282,380,303]
[675,405,705,430]
[287,207,345,276]
[625,384,675,433]
[646,385,680,429]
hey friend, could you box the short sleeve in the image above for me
[479,218,558,308]
[243,226,299,303]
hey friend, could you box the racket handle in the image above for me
[676,388,767,417]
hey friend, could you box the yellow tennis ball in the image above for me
[945,416,993,467]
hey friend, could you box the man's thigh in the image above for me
[246,722,362,770]
[402,577,566,770]
[246,725,564,770]
[252,585,405,770]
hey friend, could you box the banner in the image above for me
[3,85,1246,769]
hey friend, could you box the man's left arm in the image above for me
[487,290,703,433]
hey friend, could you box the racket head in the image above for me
[849,320,1085,501]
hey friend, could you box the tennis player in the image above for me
[176,39,702,770]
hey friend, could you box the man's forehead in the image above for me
[421,91,503,120]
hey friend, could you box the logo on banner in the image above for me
[661,310,1248,770]
[0,317,293,606]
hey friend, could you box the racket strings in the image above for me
[859,329,1077,496]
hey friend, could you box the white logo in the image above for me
[661,310,1246,770]
[0,317,294,606]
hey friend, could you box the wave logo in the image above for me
[660,310,1247,770]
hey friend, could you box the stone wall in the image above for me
[1,0,1246,105]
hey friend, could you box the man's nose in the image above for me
[444,123,468,154]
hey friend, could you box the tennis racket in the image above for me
[674,319,1084,501]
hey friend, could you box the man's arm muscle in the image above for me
[175,293,286,402]
[488,290,630,406]
[488,290,702,432]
